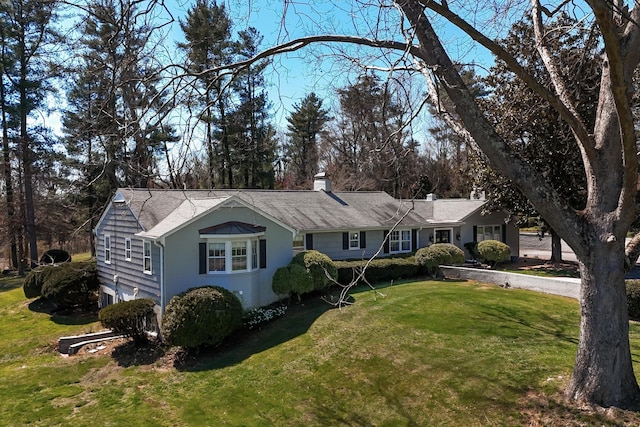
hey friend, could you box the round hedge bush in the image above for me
[291,250,337,290]
[477,240,511,266]
[627,280,640,320]
[415,243,465,269]
[99,298,157,343]
[161,286,243,349]
[272,263,314,300]
[39,261,99,307]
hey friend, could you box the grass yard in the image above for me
[2,274,640,426]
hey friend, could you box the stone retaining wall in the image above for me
[440,266,580,300]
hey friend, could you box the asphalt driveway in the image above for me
[519,232,640,279]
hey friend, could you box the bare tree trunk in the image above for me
[20,65,37,268]
[550,229,563,263]
[0,71,18,270]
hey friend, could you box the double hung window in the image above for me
[476,225,502,242]
[104,235,111,264]
[143,241,152,274]
[389,230,411,253]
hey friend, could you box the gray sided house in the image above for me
[94,176,519,317]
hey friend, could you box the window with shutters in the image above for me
[349,231,360,249]
[389,229,411,253]
[199,222,266,275]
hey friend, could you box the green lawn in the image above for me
[1,274,640,425]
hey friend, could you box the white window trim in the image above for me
[104,235,111,264]
[143,240,152,275]
[293,233,305,251]
[477,225,502,242]
[434,228,453,244]
[349,231,360,250]
[389,229,411,254]
[124,238,132,261]
[204,237,260,274]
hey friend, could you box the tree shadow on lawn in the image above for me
[28,297,98,325]
[174,294,334,372]
[111,339,168,367]
[0,272,24,293]
[477,302,579,346]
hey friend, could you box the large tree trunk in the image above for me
[568,241,640,406]
[397,0,640,408]
[550,229,563,263]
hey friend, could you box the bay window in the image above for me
[199,221,266,274]
[203,239,260,274]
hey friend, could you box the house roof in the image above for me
[111,188,490,240]
[412,198,487,223]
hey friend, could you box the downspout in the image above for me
[153,240,165,319]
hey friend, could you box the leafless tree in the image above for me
[206,0,640,409]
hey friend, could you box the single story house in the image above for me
[94,174,518,316]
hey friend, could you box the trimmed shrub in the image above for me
[99,298,157,343]
[334,257,421,284]
[40,261,99,308]
[291,250,338,290]
[162,286,243,349]
[272,264,314,300]
[39,249,72,265]
[416,243,464,267]
[477,240,511,266]
[23,266,58,298]
[627,280,640,320]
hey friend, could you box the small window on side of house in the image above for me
[124,238,131,261]
[104,235,111,264]
[143,241,152,274]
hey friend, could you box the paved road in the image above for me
[519,232,640,279]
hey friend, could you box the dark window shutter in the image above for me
[199,242,207,274]
[306,233,313,250]
[260,239,267,269]
[411,229,418,251]
[360,231,366,249]
[383,230,389,254]
[473,226,478,241]
[342,232,349,250]
[501,224,507,243]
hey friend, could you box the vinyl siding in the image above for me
[96,203,160,303]
[162,205,293,309]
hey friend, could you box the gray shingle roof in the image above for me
[115,188,488,239]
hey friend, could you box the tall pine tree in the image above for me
[284,92,330,188]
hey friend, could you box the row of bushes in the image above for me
[272,250,337,301]
[99,286,249,349]
[92,243,510,351]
